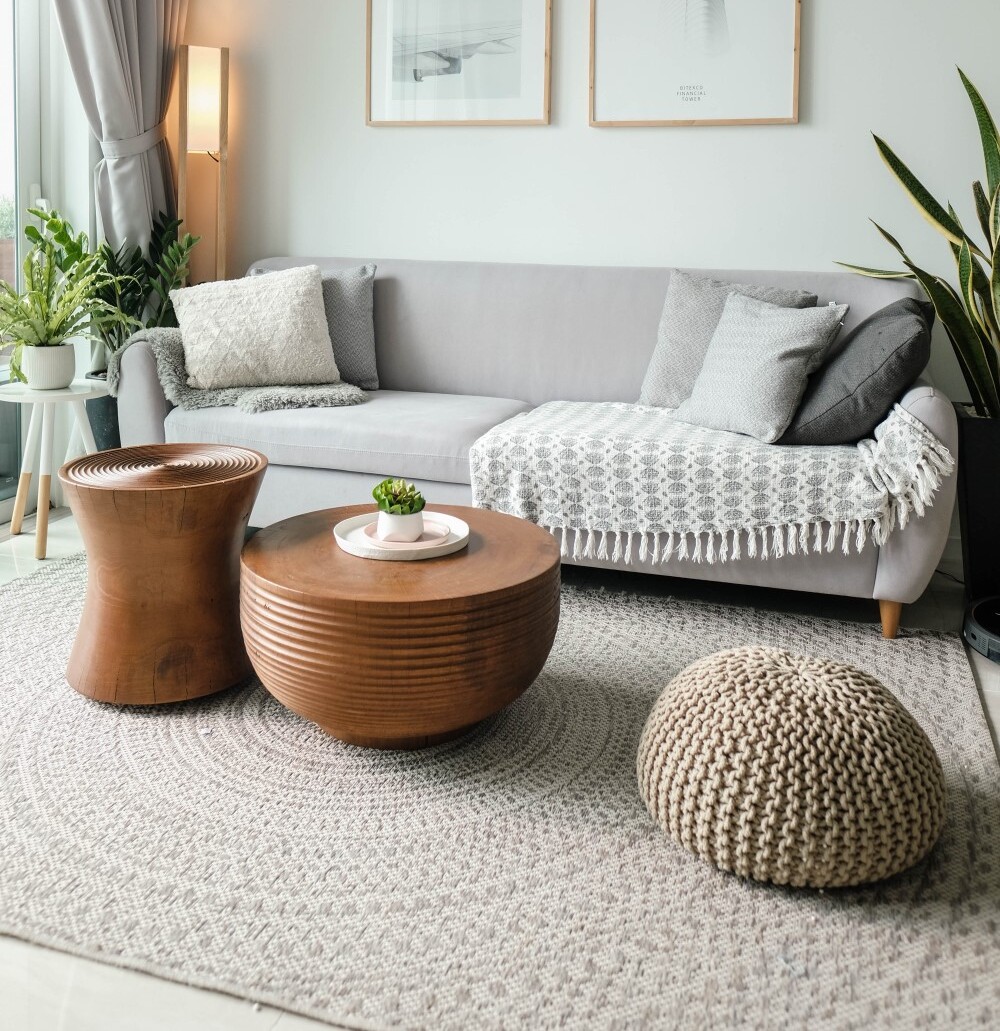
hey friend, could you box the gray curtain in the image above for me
[52,0,189,252]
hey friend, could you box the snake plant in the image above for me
[839,69,1000,418]
[372,478,426,515]
[0,208,138,383]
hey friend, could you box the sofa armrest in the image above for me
[873,381,958,604]
[117,341,171,446]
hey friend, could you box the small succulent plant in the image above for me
[372,478,426,515]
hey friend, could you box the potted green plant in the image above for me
[82,212,199,448]
[372,477,426,542]
[840,68,1000,598]
[0,208,136,391]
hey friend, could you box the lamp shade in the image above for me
[186,45,223,152]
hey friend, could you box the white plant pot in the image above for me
[376,510,424,543]
[22,344,76,390]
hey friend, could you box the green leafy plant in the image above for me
[94,212,200,354]
[0,194,15,240]
[0,208,139,383]
[839,68,1000,418]
[372,478,426,515]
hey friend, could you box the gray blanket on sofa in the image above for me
[105,328,366,413]
[471,400,955,565]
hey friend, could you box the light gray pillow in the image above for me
[672,294,849,443]
[172,264,340,390]
[321,264,379,390]
[639,271,819,409]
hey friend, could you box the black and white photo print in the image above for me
[591,0,800,126]
[368,0,551,125]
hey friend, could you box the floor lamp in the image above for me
[177,44,229,281]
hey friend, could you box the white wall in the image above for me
[183,0,1000,400]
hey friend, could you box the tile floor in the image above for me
[2,511,998,1031]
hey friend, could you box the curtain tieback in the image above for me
[101,121,167,160]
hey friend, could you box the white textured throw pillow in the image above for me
[673,294,849,443]
[172,265,341,389]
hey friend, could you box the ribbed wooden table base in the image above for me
[60,444,267,705]
[240,506,561,749]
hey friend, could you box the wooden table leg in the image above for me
[10,403,41,536]
[70,399,98,454]
[35,403,54,560]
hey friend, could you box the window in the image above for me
[0,0,18,512]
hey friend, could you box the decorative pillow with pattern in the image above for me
[172,264,341,390]
[639,270,819,409]
[321,265,379,390]
[673,294,849,443]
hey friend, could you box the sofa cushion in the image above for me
[321,265,379,390]
[780,298,934,446]
[672,295,849,443]
[639,270,819,410]
[163,389,532,485]
[171,265,340,389]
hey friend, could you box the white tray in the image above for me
[333,511,471,562]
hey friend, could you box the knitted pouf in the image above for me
[637,647,946,888]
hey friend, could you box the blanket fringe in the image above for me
[551,512,932,569]
[536,409,955,568]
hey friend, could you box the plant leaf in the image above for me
[874,134,987,257]
[907,260,1000,415]
[834,261,914,279]
[959,239,989,336]
[974,180,994,245]
[991,235,1000,344]
[960,67,1000,197]
[870,219,911,258]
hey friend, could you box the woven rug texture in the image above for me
[1,556,998,1030]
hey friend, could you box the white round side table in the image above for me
[0,379,107,559]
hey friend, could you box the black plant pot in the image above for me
[84,371,121,451]
[955,404,1000,600]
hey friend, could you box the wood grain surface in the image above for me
[240,505,561,749]
[60,444,267,705]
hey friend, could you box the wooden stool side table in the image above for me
[0,380,106,559]
[59,444,268,705]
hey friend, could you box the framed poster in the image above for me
[367,0,552,126]
[590,0,801,127]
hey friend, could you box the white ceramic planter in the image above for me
[22,344,76,390]
[376,510,425,543]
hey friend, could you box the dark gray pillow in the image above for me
[672,294,849,443]
[780,298,933,446]
[321,264,379,390]
[639,270,819,409]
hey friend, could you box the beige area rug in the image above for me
[1,556,999,1030]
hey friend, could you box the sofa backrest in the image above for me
[249,256,923,406]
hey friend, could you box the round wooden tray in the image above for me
[240,505,561,749]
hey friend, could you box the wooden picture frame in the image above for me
[367,0,552,127]
[590,0,801,128]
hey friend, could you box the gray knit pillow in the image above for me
[639,271,818,409]
[321,265,379,390]
[673,294,849,443]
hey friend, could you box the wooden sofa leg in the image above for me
[879,600,903,640]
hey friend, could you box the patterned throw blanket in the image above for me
[470,401,954,564]
[105,328,366,413]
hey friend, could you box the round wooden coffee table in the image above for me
[240,505,561,749]
[60,444,267,705]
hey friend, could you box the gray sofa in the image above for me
[117,257,958,636]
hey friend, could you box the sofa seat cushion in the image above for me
[163,389,532,485]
